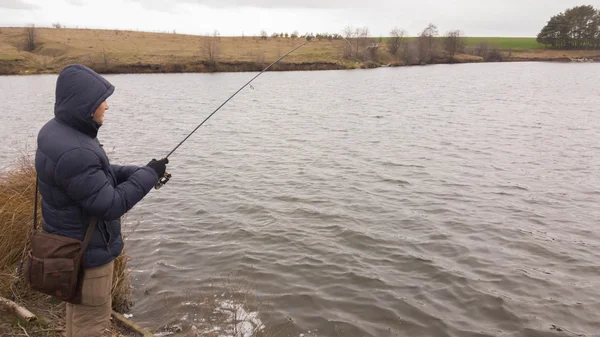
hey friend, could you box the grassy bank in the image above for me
[1,27,598,75]
[0,156,139,336]
[0,27,354,75]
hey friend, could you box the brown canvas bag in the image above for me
[23,176,97,305]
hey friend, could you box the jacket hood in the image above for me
[54,64,115,138]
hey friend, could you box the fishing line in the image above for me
[155,39,312,188]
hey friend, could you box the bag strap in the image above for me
[81,218,98,252]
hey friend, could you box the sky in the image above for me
[0,0,591,37]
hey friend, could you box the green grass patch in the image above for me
[464,37,543,50]
[380,36,544,50]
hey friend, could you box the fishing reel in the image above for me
[155,172,172,190]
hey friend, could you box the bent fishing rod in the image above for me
[155,39,312,189]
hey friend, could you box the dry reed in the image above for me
[0,155,37,296]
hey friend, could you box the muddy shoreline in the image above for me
[1,55,597,76]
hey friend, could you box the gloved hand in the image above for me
[146,158,169,178]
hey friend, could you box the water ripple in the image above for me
[1,63,600,337]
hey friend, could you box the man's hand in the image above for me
[146,158,169,178]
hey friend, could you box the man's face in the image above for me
[93,101,109,124]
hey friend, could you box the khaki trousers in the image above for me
[66,260,114,337]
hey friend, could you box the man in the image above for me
[34,64,168,336]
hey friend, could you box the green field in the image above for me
[464,37,543,50]
[383,37,544,50]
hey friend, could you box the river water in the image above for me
[1,62,599,337]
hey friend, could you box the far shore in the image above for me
[0,27,599,76]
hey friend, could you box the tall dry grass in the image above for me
[0,155,37,295]
[0,154,133,312]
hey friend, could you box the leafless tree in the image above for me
[342,25,354,40]
[366,43,379,61]
[202,30,221,62]
[25,24,37,52]
[357,27,375,61]
[418,23,438,63]
[388,27,407,57]
[354,27,363,58]
[260,30,268,40]
[52,22,62,29]
[339,26,374,61]
[474,41,489,57]
[443,30,466,63]
[340,25,355,59]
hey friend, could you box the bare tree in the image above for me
[341,25,355,59]
[343,25,355,39]
[474,41,489,57]
[388,27,407,57]
[353,27,361,58]
[418,23,438,63]
[443,30,466,63]
[52,22,62,29]
[366,43,379,62]
[357,27,372,61]
[342,26,356,59]
[202,30,221,62]
[260,30,268,40]
[24,24,37,52]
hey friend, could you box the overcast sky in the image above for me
[0,0,590,37]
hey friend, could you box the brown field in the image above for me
[0,27,356,74]
[0,26,598,75]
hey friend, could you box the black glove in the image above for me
[146,158,169,178]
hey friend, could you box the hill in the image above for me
[0,27,598,75]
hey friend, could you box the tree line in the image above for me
[341,24,475,65]
[537,5,600,49]
[266,31,344,40]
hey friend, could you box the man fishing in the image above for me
[34,64,168,336]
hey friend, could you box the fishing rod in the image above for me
[155,39,312,189]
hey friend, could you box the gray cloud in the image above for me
[128,0,371,9]
[3,0,592,37]
[0,0,38,9]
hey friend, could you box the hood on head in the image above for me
[54,64,115,137]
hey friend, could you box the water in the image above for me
[2,62,600,337]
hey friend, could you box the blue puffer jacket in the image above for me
[35,64,158,268]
